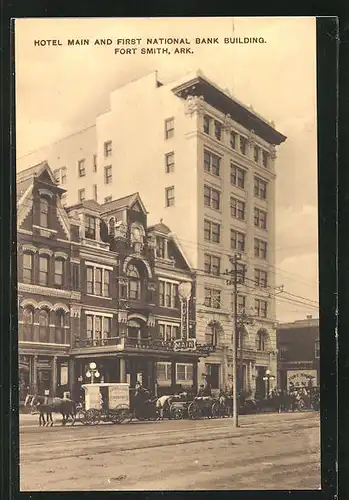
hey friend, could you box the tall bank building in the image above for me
[17,70,287,397]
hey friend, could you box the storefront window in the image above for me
[176,363,193,383]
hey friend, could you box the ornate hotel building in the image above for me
[17,70,287,397]
[17,162,212,402]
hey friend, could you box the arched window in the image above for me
[127,264,140,300]
[39,309,49,343]
[23,307,34,341]
[256,329,268,351]
[40,197,49,228]
[55,310,65,344]
[108,217,116,237]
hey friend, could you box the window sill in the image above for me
[86,294,112,300]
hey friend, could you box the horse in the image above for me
[25,394,76,426]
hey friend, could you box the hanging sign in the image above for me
[173,338,196,351]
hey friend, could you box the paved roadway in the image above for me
[20,412,320,491]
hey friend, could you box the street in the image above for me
[20,412,320,491]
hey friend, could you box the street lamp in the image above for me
[86,362,100,384]
[263,369,276,397]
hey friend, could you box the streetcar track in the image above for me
[20,422,317,462]
[20,414,318,448]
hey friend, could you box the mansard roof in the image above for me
[67,199,103,213]
[101,192,148,215]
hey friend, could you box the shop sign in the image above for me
[287,370,317,389]
[173,339,197,351]
[108,384,130,409]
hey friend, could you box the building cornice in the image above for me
[18,282,81,300]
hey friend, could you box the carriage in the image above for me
[77,383,133,425]
[187,396,219,420]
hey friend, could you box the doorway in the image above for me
[255,366,266,399]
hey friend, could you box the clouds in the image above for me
[15,17,318,322]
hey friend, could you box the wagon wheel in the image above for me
[115,404,133,424]
[108,410,120,425]
[76,409,88,425]
[188,401,199,420]
[211,402,221,419]
[85,408,101,426]
[169,404,183,420]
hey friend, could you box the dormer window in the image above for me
[40,197,49,228]
[85,215,96,240]
[156,236,166,258]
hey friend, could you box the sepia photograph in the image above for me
[15,16,320,491]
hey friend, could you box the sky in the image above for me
[15,17,319,323]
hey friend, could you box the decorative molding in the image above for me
[123,255,153,279]
[37,301,54,310]
[247,129,257,146]
[70,305,81,318]
[20,298,39,309]
[38,248,54,257]
[38,188,54,198]
[147,314,156,327]
[18,282,79,300]
[52,302,70,313]
[54,252,68,260]
[22,244,38,254]
[222,113,233,131]
[184,95,205,117]
[84,310,114,318]
[85,261,114,271]
[117,311,128,323]
[17,195,33,228]
[128,313,148,323]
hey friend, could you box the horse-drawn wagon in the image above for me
[77,383,133,425]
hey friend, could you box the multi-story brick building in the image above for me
[17,162,211,402]
[17,70,287,395]
[276,316,320,391]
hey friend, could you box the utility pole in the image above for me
[228,253,242,428]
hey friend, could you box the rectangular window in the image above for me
[230,131,237,149]
[204,150,221,177]
[254,177,267,199]
[165,118,174,139]
[23,253,33,283]
[254,207,267,229]
[240,136,247,155]
[39,256,49,286]
[176,363,193,382]
[104,196,112,203]
[254,146,260,163]
[86,265,111,297]
[156,237,166,258]
[231,197,245,220]
[85,215,96,239]
[236,263,247,284]
[165,152,175,173]
[78,189,86,202]
[262,151,270,168]
[230,229,246,252]
[204,219,221,244]
[255,299,268,318]
[54,259,64,287]
[157,362,172,381]
[53,167,67,184]
[204,288,221,309]
[165,186,175,207]
[214,120,222,141]
[78,159,86,177]
[255,268,268,288]
[254,238,268,260]
[204,185,220,210]
[93,184,98,201]
[159,281,178,308]
[230,164,245,188]
[231,294,246,314]
[86,315,112,343]
[104,165,112,184]
[204,254,220,276]
[104,141,112,157]
[203,115,211,134]
[93,154,97,172]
